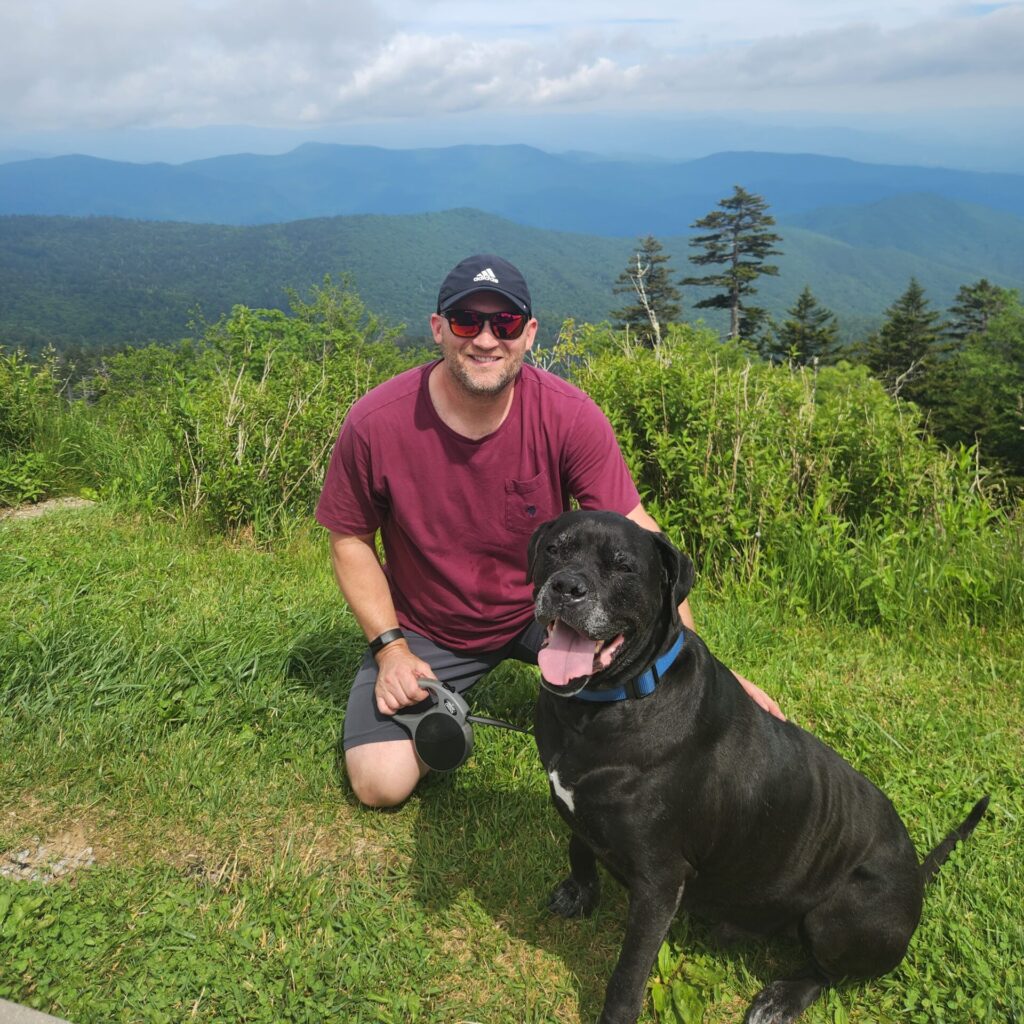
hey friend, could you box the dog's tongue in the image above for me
[538,621,597,687]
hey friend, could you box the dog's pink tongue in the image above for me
[538,621,595,686]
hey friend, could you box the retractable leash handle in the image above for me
[395,679,531,772]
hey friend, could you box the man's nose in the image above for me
[473,324,501,346]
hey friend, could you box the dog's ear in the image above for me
[526,517,559,585]
[653,531,695,608]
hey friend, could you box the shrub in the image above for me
[7,292,1020,628]
[97,282,423,537]
[0,348,62,506]
[565,324,1022,626]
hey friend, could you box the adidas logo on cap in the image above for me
[473,268,500,284]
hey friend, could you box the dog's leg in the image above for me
[799,856,920,981]
[743,968,826,1024]
[597,873,687,1024]
[548,833,601,918]
[743,854,920,1024]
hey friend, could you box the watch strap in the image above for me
[369,628,406,654]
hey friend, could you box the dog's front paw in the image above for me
[743,975,825,1024]
[548,875,600,918]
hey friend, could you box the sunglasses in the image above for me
[395,680,530,772]
[442,308,529,340]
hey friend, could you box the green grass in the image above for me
[1,505,1021,1023]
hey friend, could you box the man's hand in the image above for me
[734,671,786,721]
[373,642,434,715]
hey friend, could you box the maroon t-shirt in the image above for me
[316,360,640,651]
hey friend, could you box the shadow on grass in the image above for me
[409,774,610,1019]
[404,773,800,1022]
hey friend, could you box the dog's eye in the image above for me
[613,556,637,573]
[546,543,559,556]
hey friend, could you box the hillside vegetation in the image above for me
[3,283,1020,623]
[3,198,1023,352]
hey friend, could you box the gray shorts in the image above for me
[342,620,547,751]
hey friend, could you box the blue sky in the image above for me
[2,2,1023,166]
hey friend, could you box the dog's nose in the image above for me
[550,571,588,603]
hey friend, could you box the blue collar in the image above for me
[572,630,686,703]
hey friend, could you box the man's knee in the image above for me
[349,772,416,809]
[345,740,425,809]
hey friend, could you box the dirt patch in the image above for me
[1,827,96,884]
[0,496,96,521]
[0,796,405,891]
[2,796,115,884]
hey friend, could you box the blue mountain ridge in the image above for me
[1,144,1022,235]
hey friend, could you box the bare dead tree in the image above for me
[889,359,924,399]
[628,252,662,348]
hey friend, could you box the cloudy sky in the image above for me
[2,1,1023,165]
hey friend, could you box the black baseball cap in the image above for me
[436,254,532,316]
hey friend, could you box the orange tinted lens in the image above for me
[446,311,484,337]
[490,312,526,339]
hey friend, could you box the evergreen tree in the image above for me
[933,294,1024,485]
[612,235,682,347]
[864,278,947,403]
[763,286,841,366]
[739,306,775,356]
[946,279,1014,342]
[682,186,782,340]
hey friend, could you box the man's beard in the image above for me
[443,347,524,397]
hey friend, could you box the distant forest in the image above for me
[2,196,1022,354]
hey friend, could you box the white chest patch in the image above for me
[548,769,576,813]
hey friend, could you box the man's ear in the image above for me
[526,517,559,585]
[429,312,445,344]
[653,532,695,609]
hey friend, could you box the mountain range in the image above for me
[0,143,1021,351]
[2,144,1024,237]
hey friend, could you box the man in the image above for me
[316,254,781,808]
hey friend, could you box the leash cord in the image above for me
[467,714,532,736]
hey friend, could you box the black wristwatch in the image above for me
[369,628,406,655]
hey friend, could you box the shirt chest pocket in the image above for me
[505,471,561,535]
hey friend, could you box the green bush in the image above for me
[92,282,423,537]
[6,293,1021,628]
[3,282,422,527]
[0,348,62,506]
[566,324,1022,627]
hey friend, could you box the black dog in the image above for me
[528,510,988,1024]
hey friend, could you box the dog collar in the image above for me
[572,630,686,703]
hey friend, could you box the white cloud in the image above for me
[1,0,1022,130]
[0,0,392,129]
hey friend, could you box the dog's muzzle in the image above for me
[536,573,625,691]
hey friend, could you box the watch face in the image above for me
[371,628,404,652]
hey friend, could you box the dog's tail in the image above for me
[919,795,990,885]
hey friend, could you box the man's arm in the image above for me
[328,530,433,715]
[622,504,785,720]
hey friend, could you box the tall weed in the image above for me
[156,296,419,537]
[0,348,70,505]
